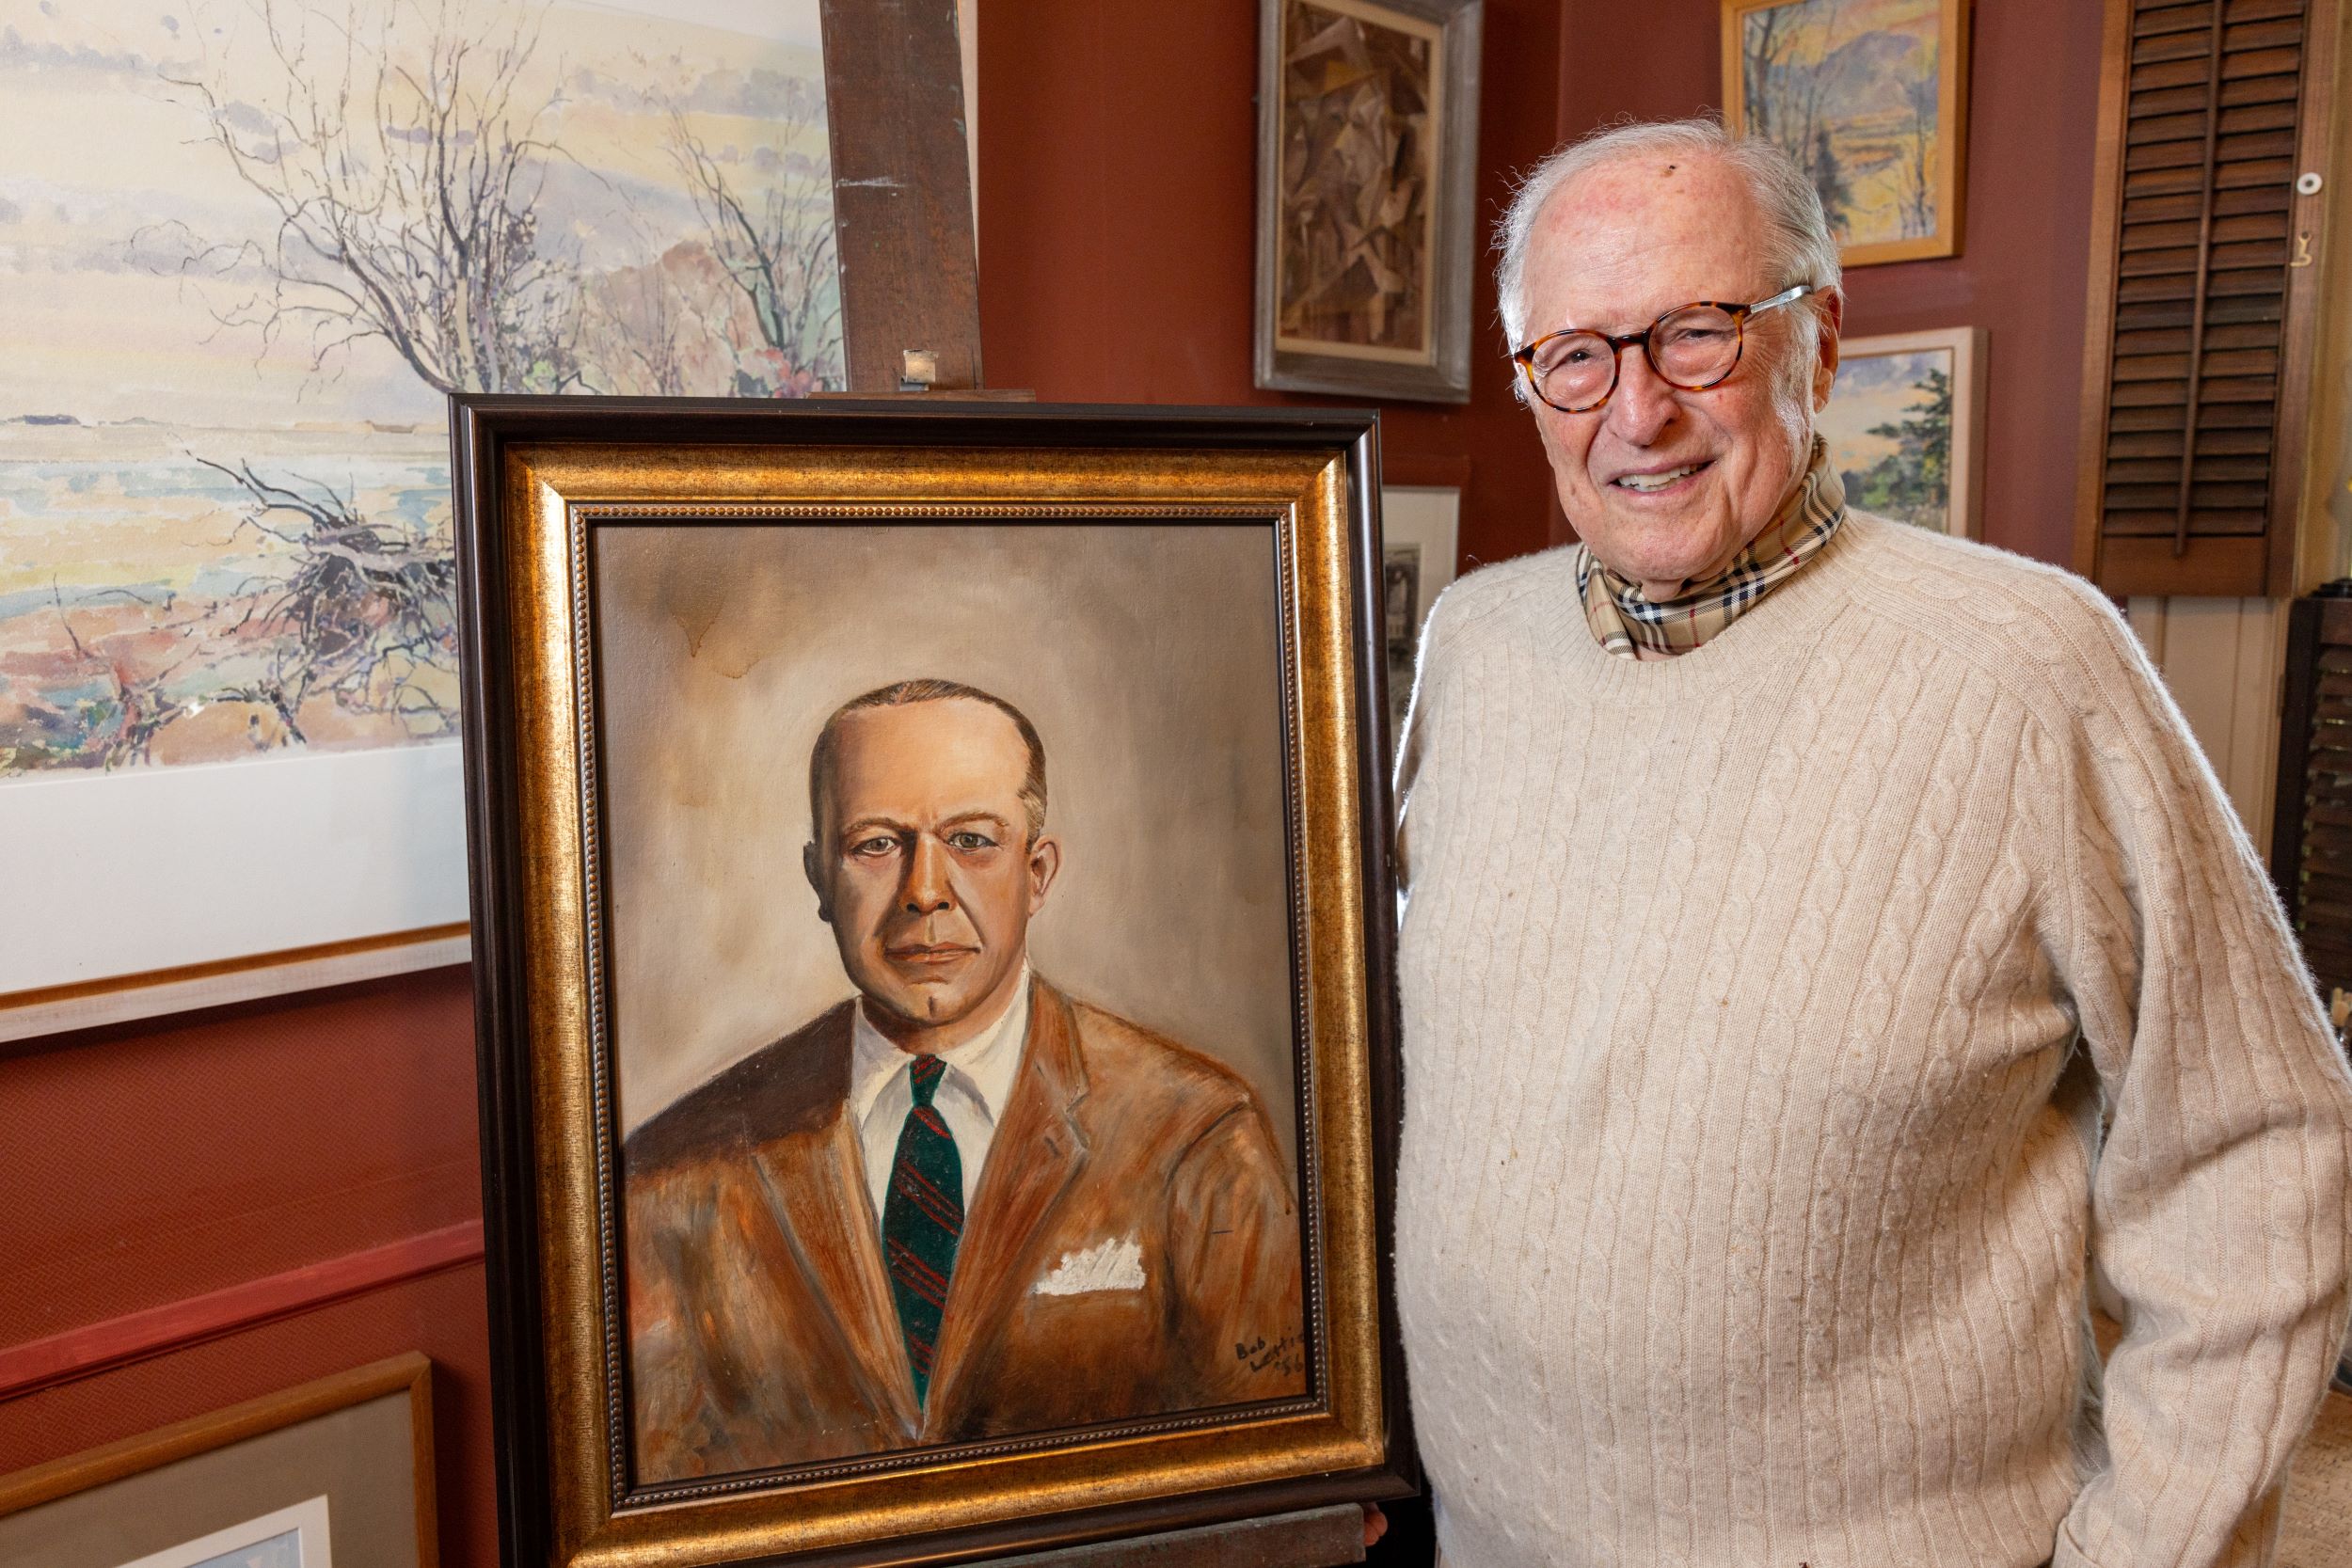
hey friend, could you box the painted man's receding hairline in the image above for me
[806,679,1050,846]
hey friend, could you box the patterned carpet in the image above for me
[2281,1384,2352,1567]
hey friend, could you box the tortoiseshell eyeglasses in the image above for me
[1510,283,1820,414]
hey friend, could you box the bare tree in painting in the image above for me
[1892,70,1938,241]
[1740,0,1858,232]
[199,459,459,741]
[97,0,554,762]
[582,261,695,396]
[663,79,843,394]
[1741,5,1797,142]
[156,0,586,395]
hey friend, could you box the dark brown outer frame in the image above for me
[0,1353,438,1565]
[820,0,982,393]
[2072,0,2340,597]
[451,396,1416,1568]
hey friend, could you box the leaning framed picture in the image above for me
[1378,484,1460,741]
[453,397,1413,1565]
[1722,0,1972,266]
[1254,0,1484,403]
[0,1353,436,1567]
[1820,325,1987,538]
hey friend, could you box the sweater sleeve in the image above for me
[2038,585,2352,1568]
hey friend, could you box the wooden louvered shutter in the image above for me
[2074,0,2339,597]
[2272,596,2352,1000]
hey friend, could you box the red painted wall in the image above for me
[1,8,2107,1567]
[1555,0,2107,566]
[977,0,1571,571]
[0,969,497,1565]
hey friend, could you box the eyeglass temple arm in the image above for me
[1745,282,1817,321]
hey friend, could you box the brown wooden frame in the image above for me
[0,1353,437,1565]
[453,396,1416,1568]
[2072,0,2342,598]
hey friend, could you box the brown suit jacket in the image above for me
[623,975,1307,1481]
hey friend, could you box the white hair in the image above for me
[1494,117,1843,380]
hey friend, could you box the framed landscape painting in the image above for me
[1723,0,1972,266]
[1254,0,1483,403]
[1819,326,1987,537]
[0,1354,435,1568]
[454,398,1412,1565]
[0,0,976,1039]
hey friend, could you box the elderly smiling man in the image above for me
[1393,119,2352,1568]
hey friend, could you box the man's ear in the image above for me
[1812,286,1846,412]
[803,841,831,924]
[1025,833,1062,915]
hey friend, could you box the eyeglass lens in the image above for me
[1530,304,1743,412]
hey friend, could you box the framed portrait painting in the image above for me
[1722,0,1973,266]
[1820,325,1987,537]
[453,398,1413,1565]
[0,0,977,1042]
[0,1354,436,1568]
[1254,0,1484,404]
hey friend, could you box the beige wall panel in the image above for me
[2124,596,2288,855]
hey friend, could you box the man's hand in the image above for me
[1361,1502,1389,1548]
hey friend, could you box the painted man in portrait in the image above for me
[623,679,1307,1481]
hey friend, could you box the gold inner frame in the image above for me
[499,443,1385,1566]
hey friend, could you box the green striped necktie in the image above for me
[882,1053,964,1406]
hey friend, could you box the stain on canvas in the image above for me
[1274,0,1439,364]
[0,0,841,777]
[1821,346,1955,532]
[1736,0,1949,255]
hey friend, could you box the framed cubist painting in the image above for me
[453,398,1414,1565]
[1722,0,1972,266]
[1254,0,1484,403]
[0,0,976,1040]
[1820,326,1987,537]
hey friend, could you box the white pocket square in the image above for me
[1033,1236,1145,1296]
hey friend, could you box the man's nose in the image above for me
[1603,342,1679,446]
[899,833,954,913]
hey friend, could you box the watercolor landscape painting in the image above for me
[1819,328,1983,537]
[1725,0,1966,263]
[0,0,841,780]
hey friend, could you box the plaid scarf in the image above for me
[1575,437,1847,659]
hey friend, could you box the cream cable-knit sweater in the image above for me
[1393,513,2352,1568]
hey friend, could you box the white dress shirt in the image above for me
[847,969,1031,1230]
